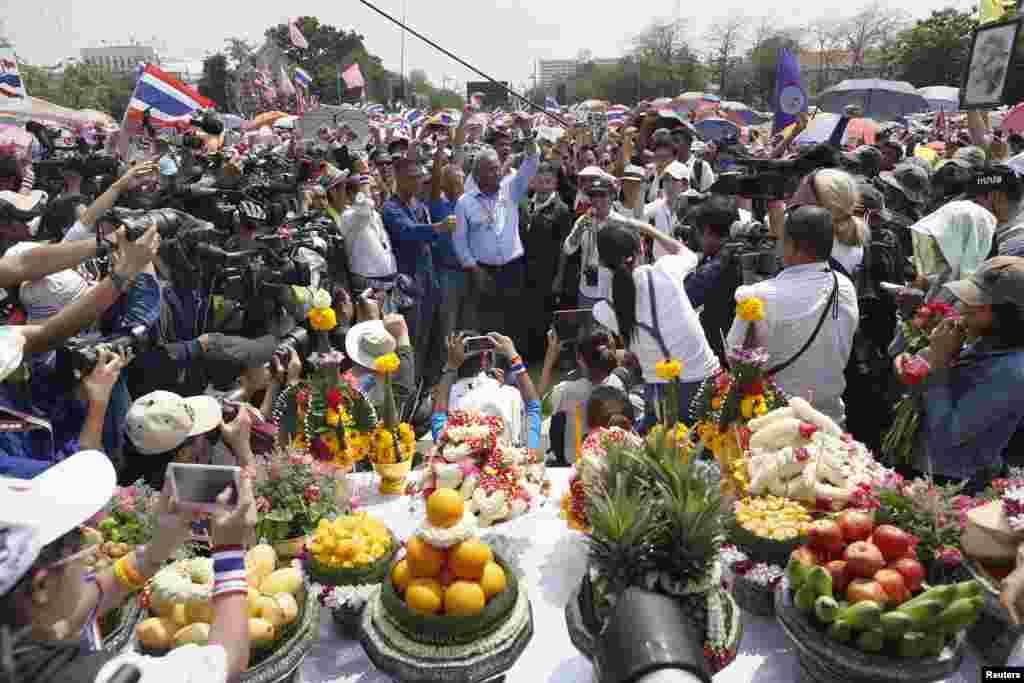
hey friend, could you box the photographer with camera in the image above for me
[0,223,161,478]
[118,389,258,490]
[0,450,257,683]
[683,195,742,362]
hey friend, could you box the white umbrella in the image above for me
[917,86,959,113]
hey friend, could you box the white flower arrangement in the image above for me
[1002,484,1024,533]
[318,583,377,610]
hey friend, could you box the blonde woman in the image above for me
[790,168,870,277]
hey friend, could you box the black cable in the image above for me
[354,0,572,129]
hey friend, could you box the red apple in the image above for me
[873,569,910,605]
[825,560,851,595]
[872,525,913,562]
[808,519,845,554]
[791,545,820,568]
[837,509,874,543]
[846,578,889,604]
[844,541,886,579]
[889,557,926,592]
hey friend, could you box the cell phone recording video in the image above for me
[553,308,592,345]
[462,336,497,353]
[168,463,241,513]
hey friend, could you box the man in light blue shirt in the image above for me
[454,116,540,334]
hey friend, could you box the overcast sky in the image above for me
[4,0,977,91]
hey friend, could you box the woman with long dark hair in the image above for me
[592,222,719,429]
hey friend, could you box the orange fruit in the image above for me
[406,578,444,615]
[480,561,507,600]
[449,538,494,581]
[405,536,446,578]
[391,559,411,594]
[444,581,486,617]
[427,489,465,529]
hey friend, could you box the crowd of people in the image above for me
[1,87,1024,680]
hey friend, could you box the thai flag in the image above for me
[365,103,385,116]
[294,68,312,89]
[606,105,629,123]
[404,109,423,127]
[0,50,26,101]
[125,63,214,131]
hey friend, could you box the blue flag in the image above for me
[773,48,807,135]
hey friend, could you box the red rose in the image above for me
[798,422,818,440]
[304,485,322,502]
[743,378,765,396]
[901,355,931,385]
[326,388,342,409]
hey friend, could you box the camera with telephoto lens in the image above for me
[190,109,224,136]
[105,207,195,241]
[57,324,152,380]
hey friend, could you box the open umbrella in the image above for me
[917,86,960,113]
[818,79,928,121]
[720,101,753,126]
[1001,102,1024,133]
[694,117,739,142]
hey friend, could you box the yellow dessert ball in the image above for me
[426,489,465,529]
[444,581,486,617]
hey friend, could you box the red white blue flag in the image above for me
[124,63,214,131]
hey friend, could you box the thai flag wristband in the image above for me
[212,546,248,598]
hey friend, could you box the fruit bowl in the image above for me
[964,559,1024,664]
[305,531,398,587]
[377,553,520,646]
[775,581,967,683]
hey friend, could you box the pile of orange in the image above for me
[393,491,508,617]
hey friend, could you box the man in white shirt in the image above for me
[726,206,859,425]
[672,127,716,194]
[339,177,398,290]
[644,160,689,261]
[557,178,625,334]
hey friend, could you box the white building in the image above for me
[80,45,158,74]
[538,57,621,90]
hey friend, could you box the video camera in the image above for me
[710,141,840,200]
[57,324,152,381]
[719,220,781,285]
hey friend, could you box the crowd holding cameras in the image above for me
[1,87,1024,681]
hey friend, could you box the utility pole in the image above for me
[400,0,407,101]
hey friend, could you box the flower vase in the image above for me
[373,459,412,495]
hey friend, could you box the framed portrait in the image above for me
[961,17,1022,110]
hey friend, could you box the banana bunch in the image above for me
[735,496,812,541]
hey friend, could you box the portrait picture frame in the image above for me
[961,16,1022,110]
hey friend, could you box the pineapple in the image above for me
[585,474,660,600]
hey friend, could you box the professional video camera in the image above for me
[718,219,781,285]
[56,324,152,381]
[710,141,840,200]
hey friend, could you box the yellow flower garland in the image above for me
[309,307,338,331]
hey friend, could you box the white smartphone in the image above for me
[168,463,241,513]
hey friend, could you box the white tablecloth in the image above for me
[300,470,985,683]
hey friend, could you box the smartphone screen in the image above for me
[553,308,592,344]
[463,336,496,353]
[170,464,240,508]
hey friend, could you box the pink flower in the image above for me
[288,451,312,466]
[936,546,963,567]
[87,510,109,526]
[120,499,136,513]
[350,495,362,510]
[256,496,271,513]
[901,354,931,385]
[269,464,282,481]
[304,485,321,502]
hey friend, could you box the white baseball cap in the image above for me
[663,160,691,182]
[125,390,223,455]
[345,320,397,371]
[0,450,116,596]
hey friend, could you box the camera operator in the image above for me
[727,206,859,426]
[0,225,160,478]
[684,195,742,361]
[643,161,690,261]
[0,450,256,683]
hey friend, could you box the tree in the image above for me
[17,63,136,118]
[224,38,257,69]
[198,53,231,111]
[805,18,845,94]
[706,15,747,96]
[883,8,976,86]
[264,16,398,104]
[408,68,431,95]
[624,18,705,100]
[836,1,908,76]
